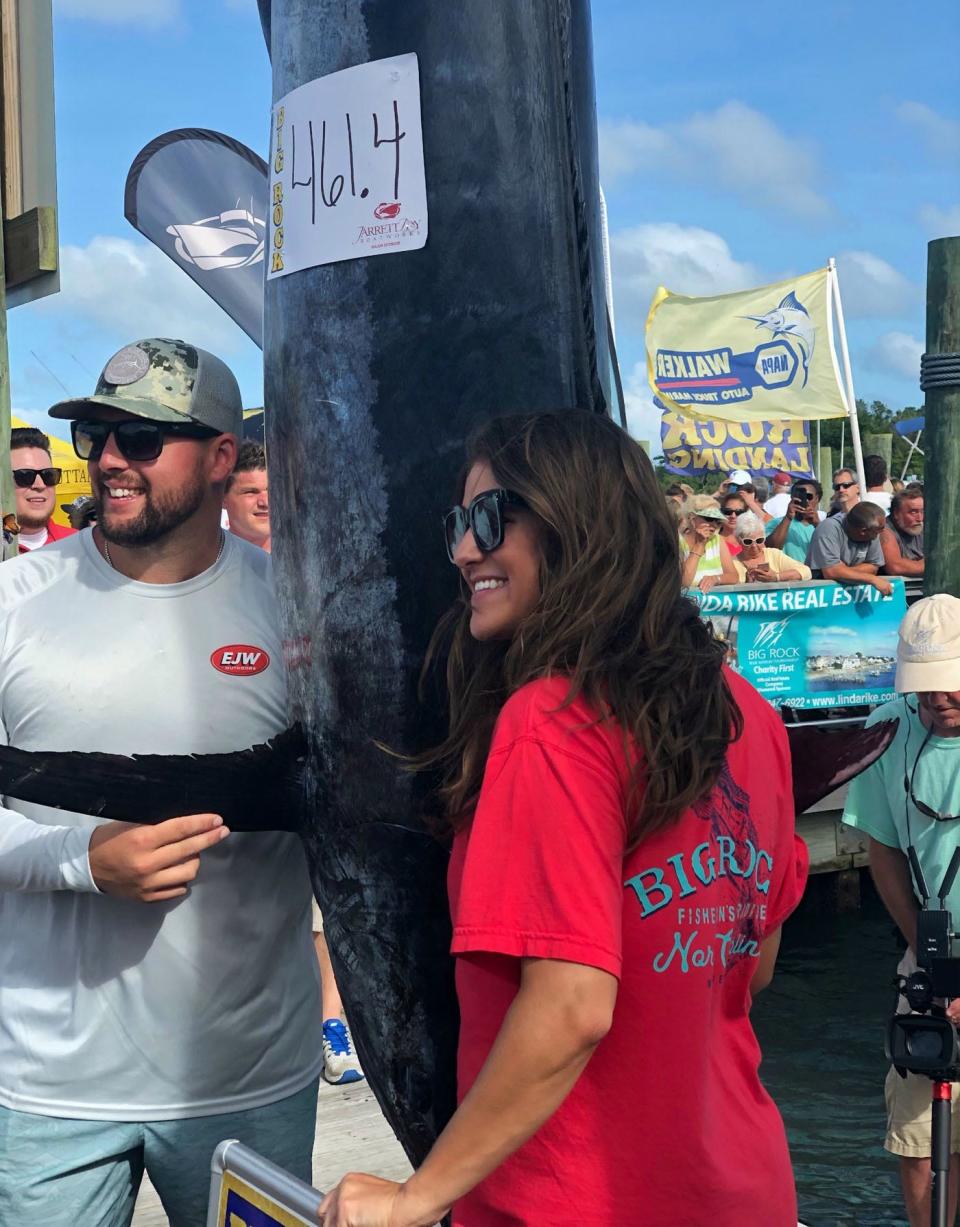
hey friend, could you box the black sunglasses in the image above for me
[12,467,62,488]
[721,505,748,516]
[443,487,527,563]
[905,726,960,822]
[833,480,856,491]
[71,419,220,463]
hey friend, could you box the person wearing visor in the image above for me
[843,595,960,1226]
[9,426,76,553]
[0,339,322,1225]
[678,494,739,593]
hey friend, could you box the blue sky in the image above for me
[11,0,959,452]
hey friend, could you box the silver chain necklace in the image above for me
[102,531,226,572]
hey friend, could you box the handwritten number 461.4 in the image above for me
[290,101,406,225]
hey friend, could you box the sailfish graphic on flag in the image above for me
[744,291,815,387]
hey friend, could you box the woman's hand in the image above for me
[698,574,719,593]
[318,1174,440,1227]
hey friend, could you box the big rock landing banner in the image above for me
[646,267,848,424]
[659,403,815,479]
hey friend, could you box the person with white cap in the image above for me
[843,594,960,1226]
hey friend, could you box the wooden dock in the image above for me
[132,1080,411,1226]
[796,781,870,876]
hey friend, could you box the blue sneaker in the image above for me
[322,1018,364,1085]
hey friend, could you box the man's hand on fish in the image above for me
[88,813,230,902]
[317,1172,438,1227]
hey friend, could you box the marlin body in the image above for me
[0,0,897,1181]
[745,290,816,386]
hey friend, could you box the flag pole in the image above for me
[828,256,866,490]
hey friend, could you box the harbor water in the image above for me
[752,877,909,1225]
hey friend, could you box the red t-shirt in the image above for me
[17,519,76,554]
[448,670,807,1227]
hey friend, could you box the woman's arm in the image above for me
[717,537,740,585]
[319,958,618,1227]
[680,536,704,589]
[750,928,782,995]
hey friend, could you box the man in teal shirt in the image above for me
[843,594,960,1226]
[765,478,825,563]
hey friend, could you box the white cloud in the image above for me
[622,361,662,453]
[600,101,829,219]
[34,235,253,358]
[865,331,924,382]
[55,0,180,26]
[896,102,960,160]
[834,251,918,318]
[919,204,960,238]
[610,223,760,332]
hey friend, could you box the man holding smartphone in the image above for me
[765,479,826,563]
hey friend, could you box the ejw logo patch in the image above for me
[211,644,270,676]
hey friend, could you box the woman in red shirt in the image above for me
[320,412,807,1227]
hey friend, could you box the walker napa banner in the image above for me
[659,401,815,478]
[646,267,849,424]
[689,580,907,710]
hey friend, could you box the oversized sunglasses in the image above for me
[833,480,856,491]
[12,467,61,488]
[906,727,960,821]
[721,506,748,517]
[443,487,527,563]
[71,419,220,463]
[740,536,766,546]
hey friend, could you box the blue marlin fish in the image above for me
[745,291,816,387]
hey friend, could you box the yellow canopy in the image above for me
[12,416,91,528]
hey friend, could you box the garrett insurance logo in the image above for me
[211,644,270,676]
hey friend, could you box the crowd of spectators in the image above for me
[674,456,924,592]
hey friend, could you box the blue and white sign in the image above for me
[690,581,908,710]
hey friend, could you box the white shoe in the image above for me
[322,1017,364,1085]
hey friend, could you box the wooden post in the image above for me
[817,445,832,495]
[923,237,960,598]
[862,432,892,481]
[0,184,15,560]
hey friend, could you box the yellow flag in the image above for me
[646,267,848,423]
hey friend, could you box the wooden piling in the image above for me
[923,237,960,598]
[0,186,15,560]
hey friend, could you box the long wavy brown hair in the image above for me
[414,410,742,849]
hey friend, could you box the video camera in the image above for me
[886,847,960,1078]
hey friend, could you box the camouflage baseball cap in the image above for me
[48,338,242,435]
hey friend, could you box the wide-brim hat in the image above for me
[895,594,960,693]
[48,338,242,436]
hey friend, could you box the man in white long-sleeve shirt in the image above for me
[0,339,322,1227]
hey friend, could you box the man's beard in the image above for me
[898,521,924,537]
[17,507,52,531]
[96,467,207,546]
